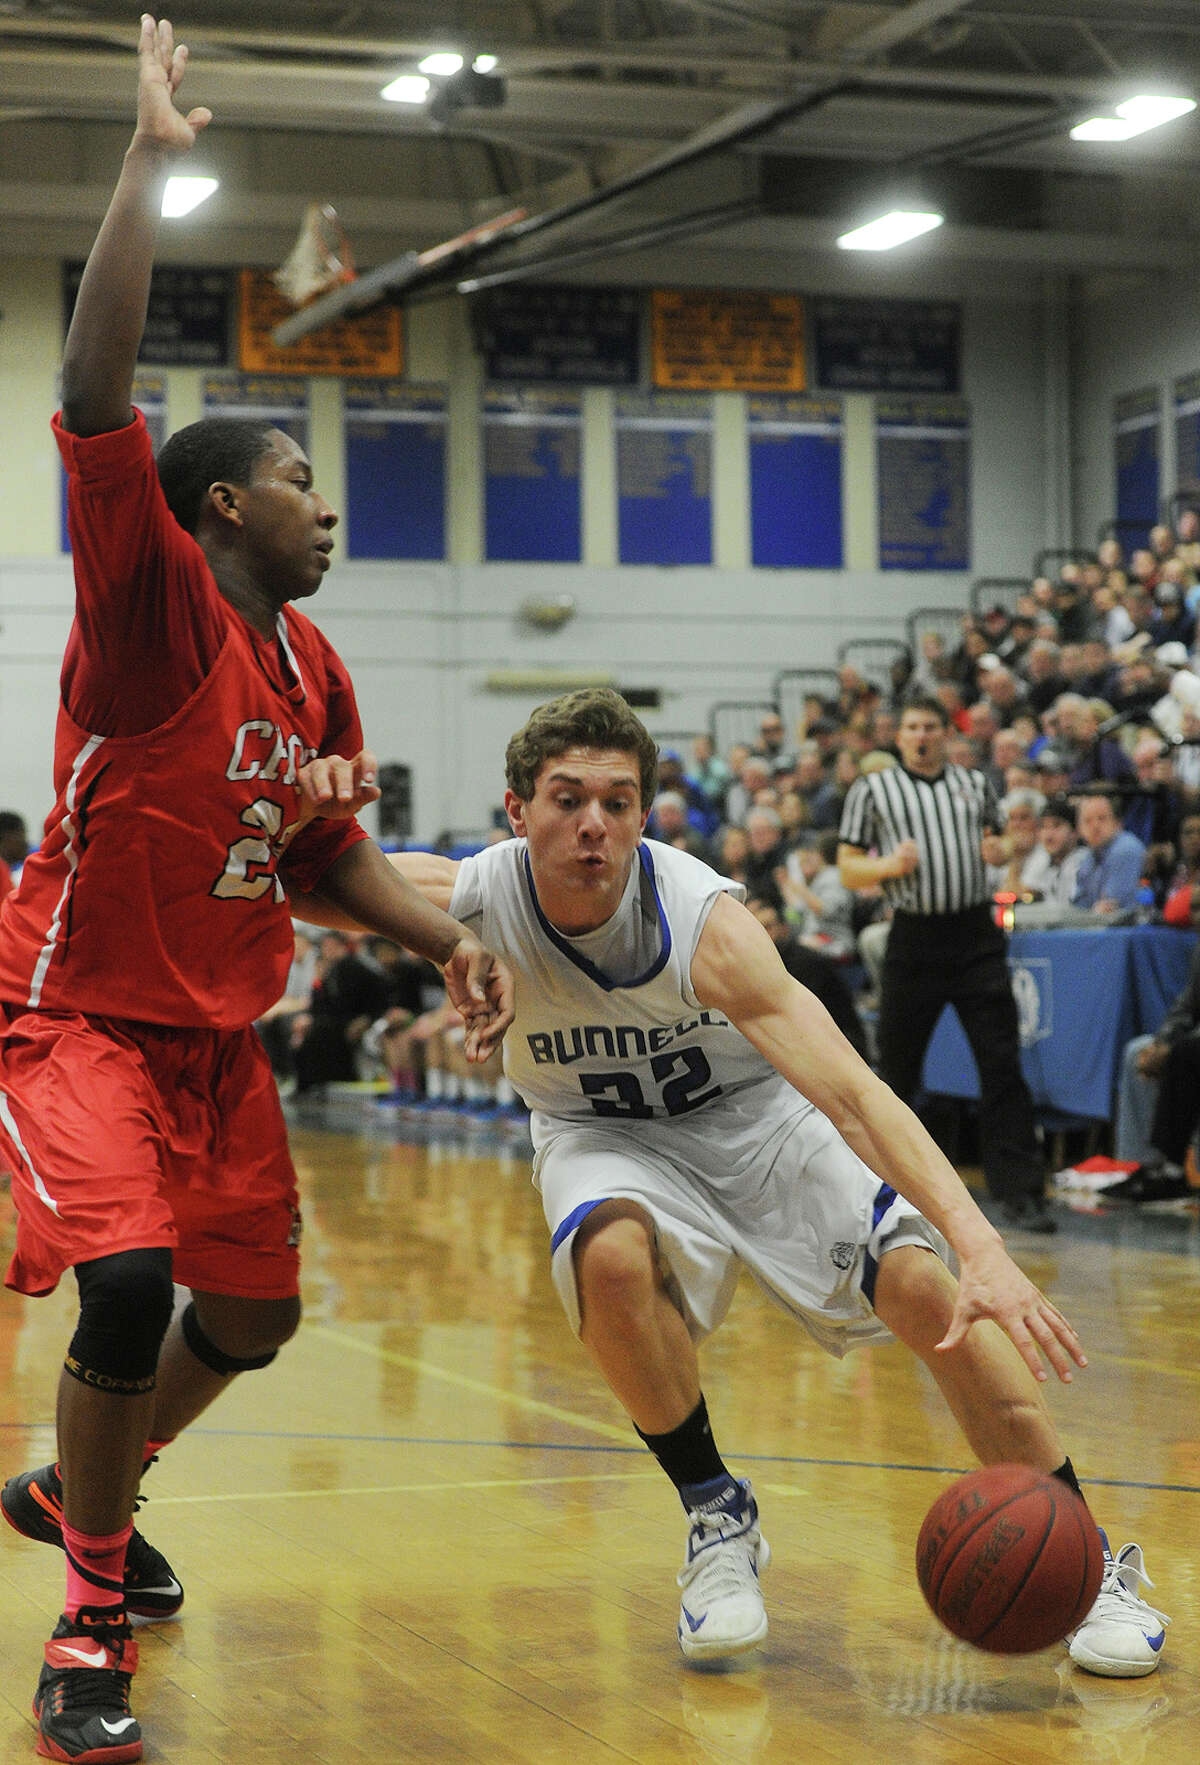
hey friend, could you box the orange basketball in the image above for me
[916,1464,1104,1653]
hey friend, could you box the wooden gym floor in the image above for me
[0,1096,1196,1763]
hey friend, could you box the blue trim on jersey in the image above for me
[550,1197,608,1255]
[861,1182,899,1309]
[522,845,673,993]
[872,1181,898,1228]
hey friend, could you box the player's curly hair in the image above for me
[155,417,279,534]
[505,688,660,811]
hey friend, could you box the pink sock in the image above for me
[62,1521,132,1621]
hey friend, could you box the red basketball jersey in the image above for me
[0,412,367,1028]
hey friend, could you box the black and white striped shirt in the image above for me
[839,764,998,915]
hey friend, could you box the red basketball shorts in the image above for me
[0,1005,301,1300]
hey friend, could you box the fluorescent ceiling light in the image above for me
[837,210,944,251]
[1116,95,1196,128]
[1071,95,1195,142]
[419,52,464,76]
[381,73,431,103]
[161,176,218,217]
[473,54,498,73]
[1070,117,1142,141]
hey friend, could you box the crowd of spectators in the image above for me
[654,524,1200,971]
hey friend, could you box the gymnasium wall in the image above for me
[1070,270,1200,550]
[0,253,1060,838]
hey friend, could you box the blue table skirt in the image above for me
[921,925,1195,1122]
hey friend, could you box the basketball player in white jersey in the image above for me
[297,690,1168,1678]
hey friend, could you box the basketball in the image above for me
[916,1465,1105,1653]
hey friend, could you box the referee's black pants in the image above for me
[876,904,1043,1207]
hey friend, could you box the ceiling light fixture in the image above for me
[1071,94,1195,141]
[472,54,498,74]
[381,73,431,104]
[161,175,218,217]
[419,52,464,76]
[837,210,944,251]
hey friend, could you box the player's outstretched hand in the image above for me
[936,1240,1087,1385]
[297,750,382,823]
[442,938,515,1061]
[135,15,212,155]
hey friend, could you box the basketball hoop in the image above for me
[274,203,356,308]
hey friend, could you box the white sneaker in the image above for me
[676,1479,769,1663]
[1069,1534,1170,1677]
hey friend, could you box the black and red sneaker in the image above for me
[33,1607,141,1763]
[2,1464,183,1622]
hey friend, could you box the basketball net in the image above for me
[274,203,357,308]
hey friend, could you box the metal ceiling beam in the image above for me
[838,0,978,64]
[272,82,853,342]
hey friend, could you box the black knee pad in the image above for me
[181,1301,280,1376]
[66,1248,175,1396]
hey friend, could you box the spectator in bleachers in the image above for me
[1024,639,1065,713]
[685,733,731,818]
[778,830,856,960]
[1023,741,1072,797]
[723,752,772,827]
[293,934,424,1094]
[1108,885,1200,1202]
[989,728,1028,793]
[1072,789,1148,913]
[1162,813,1200,924]
[744,893,867,1059]
[0,811,29,900]
[1176,507,1200,573]
[753,710,793,768]
[1150,579,1196,652]
[656,748,720,837]
[986,787,1045,895]
[1054,571,1091,643]
[933,679,971,732]
[256,923,321,1081]
[978,661,1031,725]
[808,746,860,831]
[869,707,899,754]
[1149,523,1177,566]
[1054,693,1136,790]
[742,806,787,906]
[716,823,751,889]
[886,648,915,705]
[648,790,715,864]
[791,743,827,817]
[1124,732,1185,861]
[965,698,1000,767]
[913,628,949,689]
[997,609,1037,672]
[1022,798,1084,906]
[950,620,990,689]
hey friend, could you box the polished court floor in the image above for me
[0,1097,1196,1763]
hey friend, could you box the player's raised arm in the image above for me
[61,16,211,437]
[689,891,1086,1385]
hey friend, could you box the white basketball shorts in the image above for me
[531,1079,948,1357]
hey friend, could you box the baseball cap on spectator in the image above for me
[1156,642,1190,669]
[771,756,795,776]
[977,652,1002,672]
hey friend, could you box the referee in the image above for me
[837,694,1054,1234]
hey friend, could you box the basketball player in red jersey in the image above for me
[0,19,511,1762]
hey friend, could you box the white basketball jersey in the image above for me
[450,837,798,1127]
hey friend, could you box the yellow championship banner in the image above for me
[651,288,805,392]
[237,270,403,377]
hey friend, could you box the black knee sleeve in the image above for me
[181,1301,279,1376]
[66,1248,175,1395]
